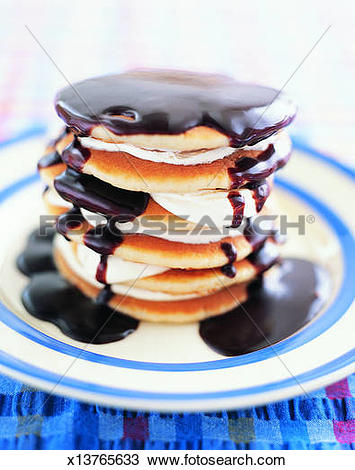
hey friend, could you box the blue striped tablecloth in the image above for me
[0,374,353,450]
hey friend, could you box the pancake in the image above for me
[63,235,279,295]
[54,245,248,323]
[59,131,291,193]
[46,127,73,153]
[55,69,296,152]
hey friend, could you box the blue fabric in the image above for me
[0,374,353,450]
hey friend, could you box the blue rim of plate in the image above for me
[0,128,353,401]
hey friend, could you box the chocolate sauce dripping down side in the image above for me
[84,221,124,256]
[38,127,71,170]
[227,192,245,228]
[219,239,279,279]
[18,229,138,344]
[96,254,108,284]
[243,218,269,251]
[220,242,237,278]
[228,144,291,190]
[56,206,126,256]
[55,70,296,147]
[96,285,114,305]
[54,166,149,254]
[245,179,271,212]
[227,178,270,229]
[61,136,91,171]
[56,207,86,240]
[248,240,280,273]
[54,167,150,220]
[200,258,329,356]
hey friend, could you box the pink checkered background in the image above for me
[0,0,354,166]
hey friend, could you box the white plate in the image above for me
[0,131,354,411]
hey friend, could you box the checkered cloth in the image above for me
[0,0,354,450]
[0,375,353,449]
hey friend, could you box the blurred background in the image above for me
[1,0,353,165]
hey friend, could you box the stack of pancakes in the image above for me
[38,70,296,322]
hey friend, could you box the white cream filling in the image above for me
[76,242,167,284]
[55,235,198,301]
[80,208,242,245]
[151,183,269,228]
[78,134,275,165]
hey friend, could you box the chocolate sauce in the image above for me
[17,227,56,276]
[96,254,108,284]
[200,258,329,356]
[18,229,138,344]
[22,273,138,344]
[245,179,271,212]
[227,192,245,228]
[248,241,279,273]
[220,242,237,278]
[243,218,269,251]
[228,179,270,228]
[83,221,124,256]
[228,144,290,189]
[96,285,114,305]
[61,137,91,171]
[55,70,296,147]
[220,240,279,279]
[54,167,149,220]
[37,151,62,170]
[56,207,86,239]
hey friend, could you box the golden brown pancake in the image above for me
[127,246,274,294]
[89,124,230,152]
[54,246,248,323]
[46,130,73,153]
[56,131,289,193]
[64,237,277,295]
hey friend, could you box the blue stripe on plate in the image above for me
[0,347,353,400]
[292,136,355,179]
[0,125,47,149]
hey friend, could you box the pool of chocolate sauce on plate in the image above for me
[200,258,329,356]
[17,228,328,353]
[18,228,138,344]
